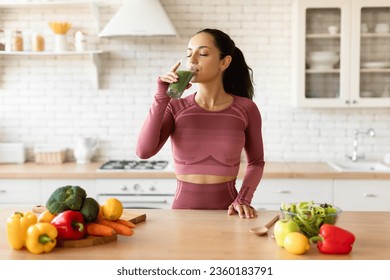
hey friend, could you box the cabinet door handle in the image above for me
[277,190,291,194]
[363,193,376,198]
[0,190,6,193]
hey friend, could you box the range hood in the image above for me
[99,0,177,37]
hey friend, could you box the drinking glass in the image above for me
[166,62,195,99]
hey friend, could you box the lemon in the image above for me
[283,232,310,255]
[102,198,123,220]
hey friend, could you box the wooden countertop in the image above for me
[0,209,388,260]
[1,162,390,179]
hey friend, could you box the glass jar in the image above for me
[32,32,45,52]
[0,29,5,51]
[11,30,23,51]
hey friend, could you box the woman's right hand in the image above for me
[228,203,257,219]
[159,61,181,84]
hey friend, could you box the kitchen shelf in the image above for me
[306,69,340,74]
[361,33,390,38]
[306,33,341,38]
[308,33,390,39]
[361,68,390,73]
[0,1,107,89]
[0,50,106,89]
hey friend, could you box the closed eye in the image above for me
[187,53,208,57]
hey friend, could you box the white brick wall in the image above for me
[0,0,390,163]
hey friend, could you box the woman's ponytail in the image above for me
[223,46,254,100]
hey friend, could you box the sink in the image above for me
[328,161,390,172]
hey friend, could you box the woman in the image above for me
[136,28,264,219]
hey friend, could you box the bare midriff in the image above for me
[176,174,237,184]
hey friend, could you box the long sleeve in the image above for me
[136,79,174,159]
[233,102,265,206]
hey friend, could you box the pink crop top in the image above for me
[136,79,265,206]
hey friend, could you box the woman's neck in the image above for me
[195,83,233,111]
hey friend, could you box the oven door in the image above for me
[97,194,174,209]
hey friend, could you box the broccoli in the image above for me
[46,185,87,214]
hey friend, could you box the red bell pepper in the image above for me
[50,210,85,240]
[313,224,355,254]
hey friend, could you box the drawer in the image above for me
[334,180,390,211]
[253,179,333,205]
[0,179,40,204]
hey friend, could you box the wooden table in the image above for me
[0,209,389,260]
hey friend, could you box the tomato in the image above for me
[283,232,310,255]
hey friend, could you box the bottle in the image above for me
[11,30,23,51]
[0,29,5,51]
[75,31,86,52]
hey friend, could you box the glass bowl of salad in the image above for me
[280,201,342,238]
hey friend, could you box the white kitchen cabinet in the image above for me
[334,179,390,211]
[292,0,390,107]
[251,179,333,210]
[0,1,106,89]
[40,179,96,206]
[0,179,41,208]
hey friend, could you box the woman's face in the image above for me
[187,32,230,84]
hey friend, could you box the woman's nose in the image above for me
[188,54,197,63]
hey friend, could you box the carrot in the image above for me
[115,218,136,228]
[97,205,104,220]
[86,222,115,237]
[97,218,134,236]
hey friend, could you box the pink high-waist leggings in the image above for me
[172,179,238,210]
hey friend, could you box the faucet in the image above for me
[348,128,375,161]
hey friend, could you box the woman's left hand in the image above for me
[228,204,258,219]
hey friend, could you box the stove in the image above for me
[99,160,170,171]
[97,160,175,209]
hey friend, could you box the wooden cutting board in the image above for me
[32,205,146,248]
[56,234,118,248]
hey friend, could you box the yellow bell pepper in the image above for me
[25,223,58,254]
[38,210,56,223]
[6,212,38,250]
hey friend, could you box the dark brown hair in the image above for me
[196,28,254,100]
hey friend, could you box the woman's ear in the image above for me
[220,55,232,71]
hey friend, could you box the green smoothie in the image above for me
[167,70,194,99]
